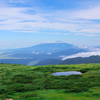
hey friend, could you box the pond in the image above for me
[51,71,82,76]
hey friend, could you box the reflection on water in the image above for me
[51,71,82,76]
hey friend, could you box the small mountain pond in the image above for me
[51,71,82,76]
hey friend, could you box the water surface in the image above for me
[52,71,82,76]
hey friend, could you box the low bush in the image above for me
[80,68,91,73]
[0,85,7,94]
[21,93,37,98]
[65,86,89,93]
[7,84,39,92]
[11,74,33,83]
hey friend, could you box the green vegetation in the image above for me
[0,63,100,99]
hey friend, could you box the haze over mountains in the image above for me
[0,42,100,65]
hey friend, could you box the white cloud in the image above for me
[35,52,39,54]
[62,51,100,60]
[9,0,28,4]
[14,30,37,33]
[78,29,100,33]
[0,7,46,21]
[47,52,52,55]
[75,33,100,37]
[32,51,39,54]
[0,43,2,45]
[0,1,100,36]
[32,51,35,54]
[73,6,100,20]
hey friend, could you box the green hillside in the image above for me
[0,63,100,100]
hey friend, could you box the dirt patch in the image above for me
[7,98,13,100]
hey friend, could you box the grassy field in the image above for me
[0,63,100,100]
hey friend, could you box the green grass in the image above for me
[0,63,100,99]
[6,87,100,100]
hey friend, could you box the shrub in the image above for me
[0,86,7,94]
[7,84,38,92]
[66,74,82,80]
[11,74,33,83]
[65,86,89,93]
[80,68,91,73]
[21,93,37,98]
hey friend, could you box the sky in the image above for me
[0,0,100,49]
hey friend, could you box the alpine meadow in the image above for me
[0,0,100,100]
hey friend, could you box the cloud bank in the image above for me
[62,51,100,60]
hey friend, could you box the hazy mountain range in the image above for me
[36,55,100,65]
[0,42,100,65]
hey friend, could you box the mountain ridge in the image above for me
[0,42,99,65]
[35,55,100,66]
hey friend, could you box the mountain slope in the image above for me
[0,42,88,65]
[35,55,100,65]
[10,42,75,54]
[35,59,61,65]
[60,55,100,65]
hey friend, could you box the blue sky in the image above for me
[0,0,100,49]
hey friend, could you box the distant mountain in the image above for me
[35,55,100,66]
[36,59,61,66]
[0,42,89,65]
[10,43,87,58]
[0,59,31,65]
[60,55,100,65]
[52,48,87,57]
[11,42,75,54]
[1,42,75,56]
[35,48,88,65]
